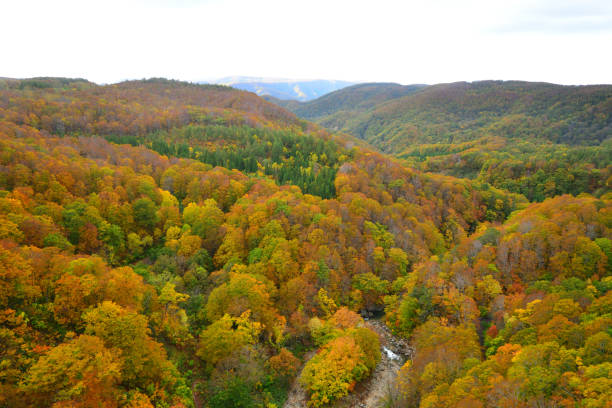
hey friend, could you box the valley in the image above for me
[0,77,610,408]
[274,81,612,201]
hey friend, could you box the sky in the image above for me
[2,0,612,85]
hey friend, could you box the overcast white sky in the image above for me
[2,0,611,85]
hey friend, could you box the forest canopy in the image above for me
[0,78,610,408]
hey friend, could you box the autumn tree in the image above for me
[21,335,122,408]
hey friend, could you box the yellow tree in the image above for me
[21,334,122,408]
[206,272,281,335]
[300,336,367,407]
[197,311,262,367]
[83,301,177,396]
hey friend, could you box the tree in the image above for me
[197,312,262,367]
[268,348,300,381]
[300,336,367,407]
[330,307,362,329]
[53,272,101,327]
[83,301,178,396]
[349,327,381,371]
[583,332,612,365]
[317,288,337,318]
[177,233,202,257]
[353,272,389,311]
[182,199,224,252]
[0,247,39,308]
[474,274,502,307]
[213,226,246,267]
[389,247,410,276]
[156,282,190,343]
[205,272,279,333]
[132,198,158,231]
[21,335,122,408]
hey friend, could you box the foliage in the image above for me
[300,316,380,407]
[0,78,610,408]
[281,81,612,200]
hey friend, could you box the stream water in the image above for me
[383,346,402,361]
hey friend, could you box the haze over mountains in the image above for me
[204,76,355,101]
[266,82,428,120]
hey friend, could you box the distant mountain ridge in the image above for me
[204,76,355,101]
[266,82,428,125]
[272,80,612,147]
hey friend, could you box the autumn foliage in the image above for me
[0,77,609,408]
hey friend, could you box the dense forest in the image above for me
[0,78,610,408]
[276,81,612,202]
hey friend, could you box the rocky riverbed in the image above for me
[283,319,414,408]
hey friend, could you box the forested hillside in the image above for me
[266,83,427,120]
[0,78,610,408]
[277,81,612,201]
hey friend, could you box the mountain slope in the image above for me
[351,80,612,148]
[273,80,612,201]
[0,77,534,408]
[1,77,611,408]
[267,82,427,120]
[280,80,612,148]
